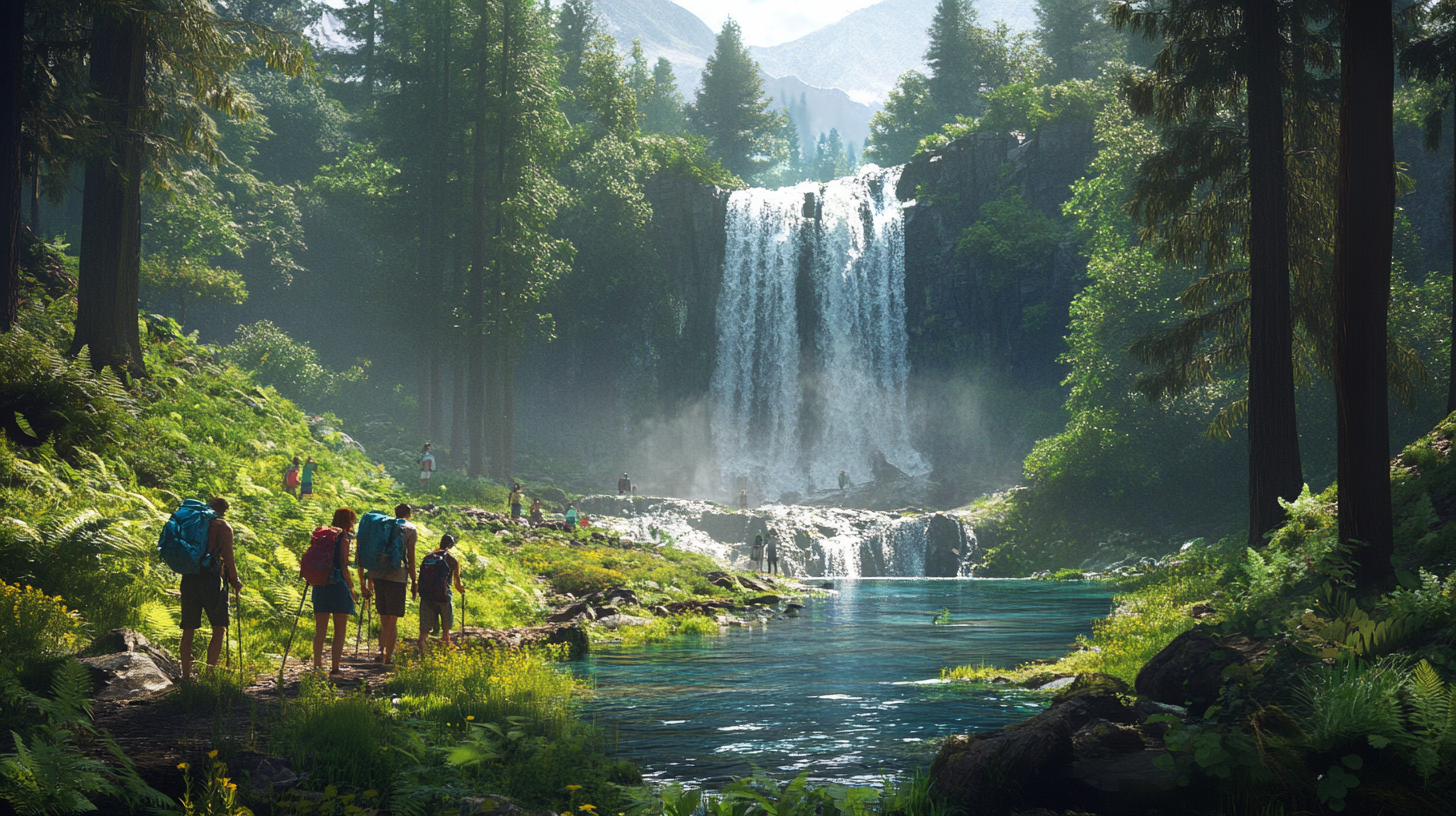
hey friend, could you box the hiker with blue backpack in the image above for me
[159,497,242,680]
[415,534,466,656]
[356,503,417,666]
[301,507,359,677]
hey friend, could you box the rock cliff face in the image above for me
[897,117,1098,497]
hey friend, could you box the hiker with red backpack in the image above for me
[283,456,301,498]
[415,534,466,656]
[302,507,359,677]
[357,503,417,666]
[163,497,242,679]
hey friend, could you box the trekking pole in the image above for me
[355,592,364,656]
[461,589,467,640]
[278,579,309,688]
[235,587,243,678]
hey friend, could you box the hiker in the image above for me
[283,456,301,497]
[509,483,524,520]
[564,504,579,529]
[839,470,851,492]
[529,498,544,527]
[415,534,466,656]
[301,456,319,498]
[311,508,359,676]
[358,503,417,666]
[738,489,748,511]
[765,532,779,575]
[618,473,631,494]
[751,533,764,573]
[420,443,436,488]
[179,497,242,680]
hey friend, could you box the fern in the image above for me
[1406,660,1456,781]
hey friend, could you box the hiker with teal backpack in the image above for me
[159,497,242,680]
[356,503,417,666]
[415,534,465,656]
[301,507,358,677]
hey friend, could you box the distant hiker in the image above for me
[765,532,779,575]
[529,499,544,527]
[564,504,579,529]
[509,483,524,519]
[839,470,850,492]
[358,503,417,666]
[420,443,436,488]
[284,456,301,498]
[751,534,764,572]
[739,490,748,511]
[618,473,632,494]
[301,456,319,498]
[175,498,242,680]
[306,508,358,676]
[416,534,466,656]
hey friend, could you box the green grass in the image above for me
[593,612,724,646]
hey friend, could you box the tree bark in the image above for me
[1334,0,1396,593]
[425,0,452,444]
[1,0,22,333]
[502,337,515,480]
[489,0,512,482]
[467,0,490,479]
[70,7,146,377]
[450,349,466,463]
[1245,0,1303,544]
[1448,102,1456,417]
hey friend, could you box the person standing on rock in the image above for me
[839,470,851,492]
[180,497,243,679]
[359,503,417,666]
[739,489,748,511]
[283,456,301,498]
[420,443,436,489]
[564,504,580,529]
[301,456,319,499]
[509,483,524,520]
[618,473,632,494]
[529,498,544,527]
[416,534,466,656]
[765,532,779,575]
[751,534,764,573]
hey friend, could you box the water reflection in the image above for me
[575,578,1114,785]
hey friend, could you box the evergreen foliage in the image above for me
[691,20,779,180]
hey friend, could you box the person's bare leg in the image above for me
[330,613,347,672]
[381,616,398,663]
[312,613,328,669]
[206,626,226,666]
[181,629,195,679]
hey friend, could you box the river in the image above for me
[575,578,1114,786]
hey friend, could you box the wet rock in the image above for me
[586,586,640,607]
[79,652,172,701]
[1031,676,1076,692]
[1188,603,1215,619]
[654,599,736,616]
[459,622,589,658]
[745,595,781,606]
[84,628,180,680]
[1071,719,1145,759]
[230,751,300,794]
[1134,628,1245,715]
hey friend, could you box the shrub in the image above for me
[0,581,86,671]
[219,320,367,405]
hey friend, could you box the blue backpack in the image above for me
[158,500,216,575]
[356,511,406,574]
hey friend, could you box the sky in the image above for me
[669,0,883,47]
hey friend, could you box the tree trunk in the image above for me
[424,0,452,444]
[70,7,146,377]
[502,338,515,480]
[467,1,489,479]
[450,350,466,464]
[1245,0,1303,544]
[1334,0,1395,593]
[1448,102,1456,417]
[1,0,22,333]
[489,0,512,482]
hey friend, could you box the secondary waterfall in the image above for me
[710,166,927,501]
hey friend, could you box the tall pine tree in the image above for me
[692,19,777,179]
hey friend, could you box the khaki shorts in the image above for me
[372,579,407,617]
[420,595,453,635]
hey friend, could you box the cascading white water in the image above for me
[710,166,926,500]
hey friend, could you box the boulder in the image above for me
[460,622,589,658]
[745,595,781,606]
[737,575,773,593]
[537,487,567,504]
[594,614,652,629]
[930,689,1137,815]
[1134,628,1245,715]
[1071,719,1145,759]
[229,751,300,794]
[546,602,596,624]
[84,628,180,680]
[79,652,173,701]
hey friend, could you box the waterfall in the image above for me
[710,166,926,500]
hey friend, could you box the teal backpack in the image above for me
[158,499,216,574]
[356,511,406,574]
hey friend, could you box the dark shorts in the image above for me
[180,572,228,630]
[511,503,522,518]
[312,580,355,616]
[420,595,453,635]
[372,579,407,617]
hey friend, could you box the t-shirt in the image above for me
[301,462,318,482]
[421,453,436,473]
[368,520,416,583]
[509,489,522,505]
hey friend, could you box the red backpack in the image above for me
[285,466,301,488]
[301,527,343,586]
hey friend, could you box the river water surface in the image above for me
[575,579,1115,785]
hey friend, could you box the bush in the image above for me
[0,581,86,671]
[219,320,367,405]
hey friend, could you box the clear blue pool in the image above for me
[574,578,1115,785]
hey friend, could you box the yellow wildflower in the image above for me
[177,762,188,770]
[566,785,583,791]
[580,805,597,811]
[467,715,475,721]
[208,750,218,758]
